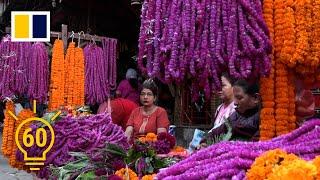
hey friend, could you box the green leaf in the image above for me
[103,143,127,157]
[75,171,96,180]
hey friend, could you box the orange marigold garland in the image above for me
[311,0,320,69]
[64,42,76,106]
[9,109,34,168]
[64,42,85,107]
[287,71,296,132]
[1,101,15,157]
[73,47,85,106]
[48,39,65,111]
[259,0,276,140]
[279,4,296,67]
[275,62,290,136]
[292,0,309,65]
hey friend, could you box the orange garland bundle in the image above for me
[9,109,34,169]
[291,0,309,65]
[259,0,276,140]
[275,62,290,136]
[64,42,76,106]
[287,71,296,132]
[279,1,296,67]
[1,101,15,157]
[48,39,65,110]
[64,42,85,107]
[73,47,85,106]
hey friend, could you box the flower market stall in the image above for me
[1,0,320,179]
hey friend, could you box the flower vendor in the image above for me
[125,79,170,141]
[97,98,139,130]
[116,68,141,104]
[204,79,261,142]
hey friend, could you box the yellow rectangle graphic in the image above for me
[30,168,40,171]
[25,162,44,166]
[15,15,29,38]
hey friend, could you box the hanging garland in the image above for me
[9,109,34,169]
[1,101,15,157]
[27,42,49,104]
[48,39,65,110]
[137,0,272,100]
[73,47,85,106]
[64,42,85,107]
[0,36,31,99]
[84,38,117,105]
[259,0,276,140]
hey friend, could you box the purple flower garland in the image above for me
[0,36,32,99]
[137,0,272,100]
[27,43,49,104]
[156,119,320,179]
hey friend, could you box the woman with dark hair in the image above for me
[116,68,140,104]
[125,79,170,141]
[202,79,261,144]
[210,73,236,130]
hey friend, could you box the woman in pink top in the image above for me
[209,73,236,132]
[125,79,170,141]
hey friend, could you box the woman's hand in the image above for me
[157,127,167,134]
[125,126,133,141]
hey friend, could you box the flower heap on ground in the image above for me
[156,119,320,179]
[137,0,272,100]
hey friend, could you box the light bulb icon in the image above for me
[9,100,60,171]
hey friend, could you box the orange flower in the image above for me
[141,174,156,180]
[115,167,138,180]
[145,133,157,142]
[138,137,146,143]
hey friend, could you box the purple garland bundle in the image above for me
[84,44,109,105]
[137,0,272,100]
[0,35,32,99]
[16,113,129,178]
[84,38,117,105]
[156,119,320,179]
[27,43,49,104]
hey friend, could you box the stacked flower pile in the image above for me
[247,149,320,180]
[138,0,272,100]
[16,113,129,178]
[156,119,320,179]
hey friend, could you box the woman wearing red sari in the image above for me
[125,79,170,141]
